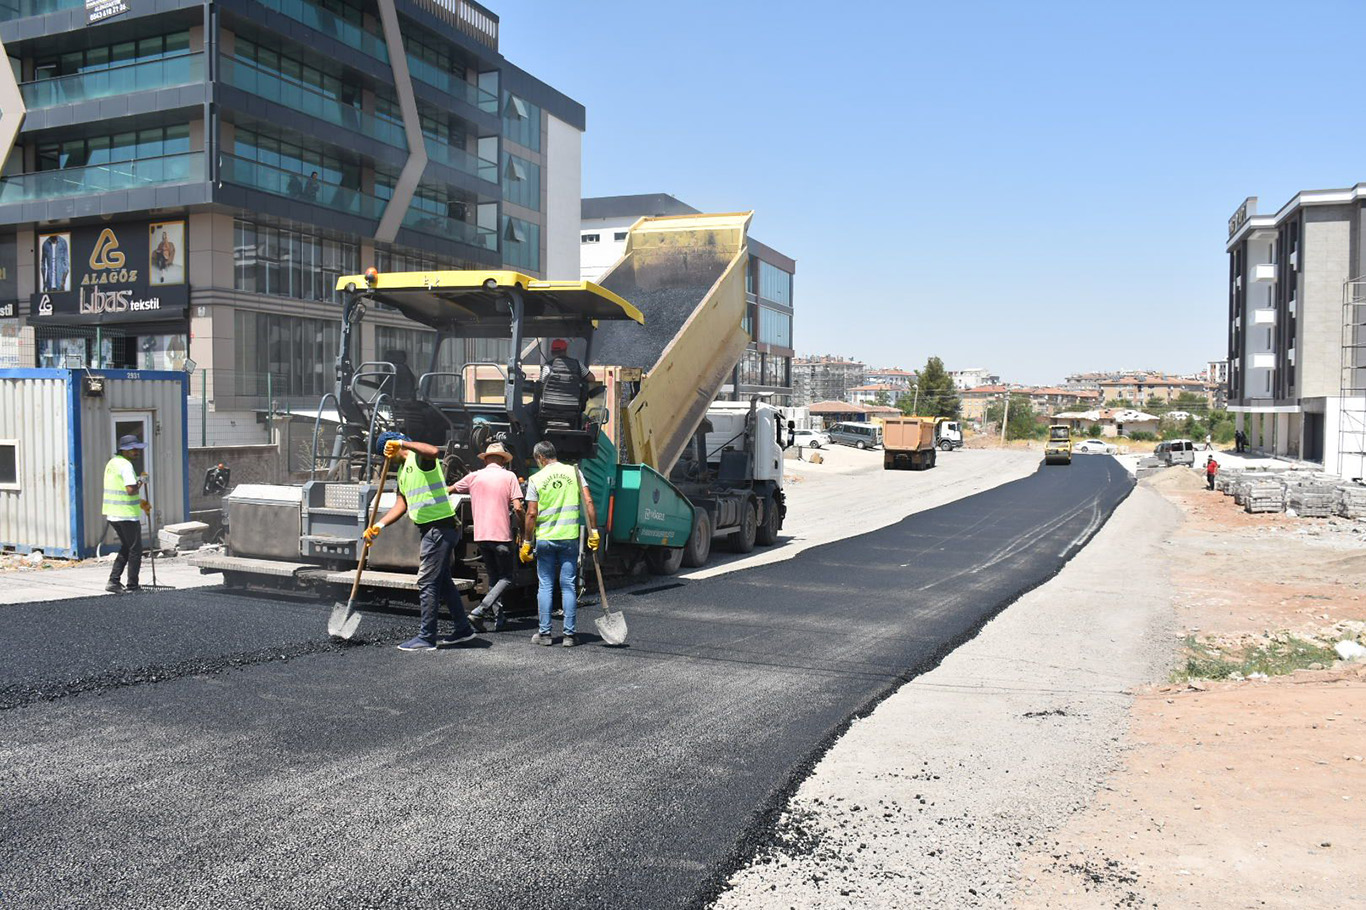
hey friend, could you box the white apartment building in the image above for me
[1226,188,1366,475]
[950,367,997,390]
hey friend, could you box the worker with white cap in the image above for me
[449,441,524,631]
[104,435,150,593]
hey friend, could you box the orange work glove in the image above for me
[519,541,534,563]
[587,529,600,551]
[363,524,383,543]
[383,439,404,459]
[140,500,152,514]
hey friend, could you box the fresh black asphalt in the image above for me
[0,455,1132,909]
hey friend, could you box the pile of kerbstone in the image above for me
[1212,466,1366,518]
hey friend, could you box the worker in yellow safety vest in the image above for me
[104,435,150,594]
[521,440,598,647]
[363,432,481,652]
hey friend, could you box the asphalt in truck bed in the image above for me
[0,455,1132,909]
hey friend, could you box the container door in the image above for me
[111,411,154,540]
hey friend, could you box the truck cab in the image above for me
[935,418,964,451]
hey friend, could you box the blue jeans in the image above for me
[417,524,475,642]
[536,538,579,635]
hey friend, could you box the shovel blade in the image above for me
[328,601,362,640]
[594,610,628,646]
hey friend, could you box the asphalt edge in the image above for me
[687,458,1137,910]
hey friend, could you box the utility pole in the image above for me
[1000,393,1010,445]
[912,383,920,416]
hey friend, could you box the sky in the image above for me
[495,0,1366,384]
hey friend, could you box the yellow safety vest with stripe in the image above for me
[531,461,582,541]
[398,453,455,524]
[103,456,140,520]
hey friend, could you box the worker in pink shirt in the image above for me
[449,442,524,631]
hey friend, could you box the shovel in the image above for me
[328,453,393,640]
[589,550,627,646]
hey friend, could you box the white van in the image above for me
[828,421,883,449]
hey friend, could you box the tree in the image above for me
[914,356,961,419]
[894,392,916,415]
[873,390,891,407]
[985,393,1042,440]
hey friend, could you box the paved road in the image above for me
[0,455,1131,910]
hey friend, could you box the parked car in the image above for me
[1073,438,1119,455]
[828,421,884,449]
[1154,439,1196,465]
[791,429,830,449]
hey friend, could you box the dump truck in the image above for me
[934,418,964,451]
[882,417,938,470]
[190,212,785,601]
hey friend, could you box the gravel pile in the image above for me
[591,285,715,369]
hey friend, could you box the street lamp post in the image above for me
[1000,392,1011,445]
[912,383,920,416]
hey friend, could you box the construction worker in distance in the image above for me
[364,432,480,652]
[104,435,151,594]
[1205,455,1219,491]
[521,440,598,647]
[449,441,523,633]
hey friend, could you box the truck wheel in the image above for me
[929,449,937,468]
[645,546,684,576]
[939,439,952,452]
[884,454,894,470]
[755,498,780,546]
[682,510,712,568]
[729,500,758,553]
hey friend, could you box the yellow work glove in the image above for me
[383,439,404,459]
[140,500,151,514]
[363,523,383,543]
[587,529,600,551]
[519,541,534,563]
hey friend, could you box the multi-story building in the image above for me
[865,367,914,390]
[0,0,583,442]
[949,367,997,390]
[1206,359,1229,410]
[1096,375,1210,407]
[579,193,797,405]
[791,355,865,407]
[847,383,901,406]
[1225,189,1366,470]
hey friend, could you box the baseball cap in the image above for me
[117,435,146,451]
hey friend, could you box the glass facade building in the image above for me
[0,0,584,434]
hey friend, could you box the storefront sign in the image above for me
[0,301,15,318]
[86,0,130,24]
[30,220,188,325]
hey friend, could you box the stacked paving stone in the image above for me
[1339,484,1366,519]
[1215,470,1243,495]
[1243,477,1287,513]
[1287,482,1338,518]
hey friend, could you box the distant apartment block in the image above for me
[1225,188,1366,472]
[847,383,901,405]
[1097,374,1210,406]
[950,367,998,390]
[580,193,796,405]
[792,355,866,406]
[865,367,915,390]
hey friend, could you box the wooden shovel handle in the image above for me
[348,453,394,603]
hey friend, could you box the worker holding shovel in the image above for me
[364,432,480,652]
[521,441,598,647]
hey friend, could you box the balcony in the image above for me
[407,56,498,114]
[402,206,495,250]
[219,155,387,220]
[1253,308,1276,325]
[220,57,407,149]
[252,0,389,62]
[1253,262,1277,282]
[21,54,205,109]
[424,137,496,184]
[0,153,203,204]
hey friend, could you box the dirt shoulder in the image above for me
[1015,467,1366,909]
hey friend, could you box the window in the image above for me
[614,232,627,242]
[502,216,540,271]
[501,152,540,210]
[757,260,792,306]
[0,440,17,490]
[234,37,357,106]
[233,218,359,303]
[375,324,462,395]
[233,310,340,400]
[758,306,792,348]
[581,234,599,244]
[34,30,190,77]
[502,93,541,151]
[233,128,360,191]
[37,125,189,171]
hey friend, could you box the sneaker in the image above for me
[105,581,125,594]
[440,630,478,647]
[562,633,577,648]
[532,632,554,646]
[397,636,438,652]
[492,608,507,633]
[124,584,143,593]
